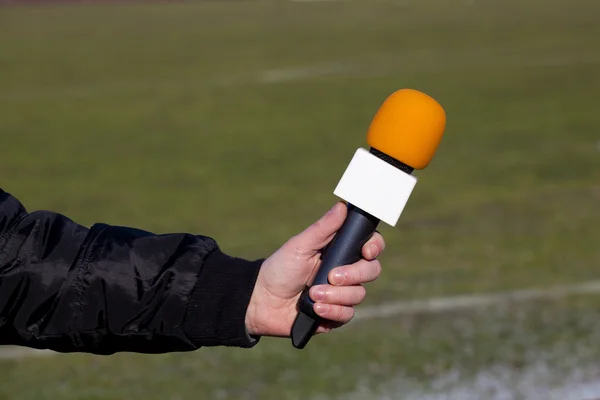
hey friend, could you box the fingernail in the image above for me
[315,303,329,317]
[327,203,339,214]
[311,287,326,301]
[332,270,346,285]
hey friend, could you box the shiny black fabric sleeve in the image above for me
[0,189,263,355]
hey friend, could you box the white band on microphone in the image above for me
[333,148,417,227]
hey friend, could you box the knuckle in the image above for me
[337,289,347,304]
[357,262,367,282]
[285,240,309,258]
[324,288,335,303]
[293,246,306,260]
[313,219,328,238]
[345,265,359,284]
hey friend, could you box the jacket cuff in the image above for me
[182,248,264,348]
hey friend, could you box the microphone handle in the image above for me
[291,203,380,349]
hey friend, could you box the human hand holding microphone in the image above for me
[0,88,445,356]
[245,88,447,348]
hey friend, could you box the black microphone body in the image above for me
[291,148,414,349]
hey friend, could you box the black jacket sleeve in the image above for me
[0,188,263,355]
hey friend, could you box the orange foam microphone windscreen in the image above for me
[366,88,446,170]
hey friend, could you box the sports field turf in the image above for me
[1,0,599,398]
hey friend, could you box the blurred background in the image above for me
[1,0,599,398]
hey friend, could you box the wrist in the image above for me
[245,293,259,336]
[245,283,268,337]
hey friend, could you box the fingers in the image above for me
[362,231,385,260]
[328,259,382,286]
[314,303,355,324]
[305,226,384,333]
[310,284,367,306]
[292,202,348,252]
[307,236,384,331]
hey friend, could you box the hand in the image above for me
[245,201,385,338]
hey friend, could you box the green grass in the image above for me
[3,295,600,399]
[1,0,600,398]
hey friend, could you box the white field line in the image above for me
[257,62,353,83]
[2,279,600,361]
[0,61,355,102]
[0,346,54,360]
[2,50,599,102]
[354,280,600,321]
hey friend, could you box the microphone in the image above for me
[291,88,447,349]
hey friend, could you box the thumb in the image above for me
[293,202,347,251]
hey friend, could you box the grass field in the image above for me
[1,0,600,398]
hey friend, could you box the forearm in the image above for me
[0,189,262,355]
